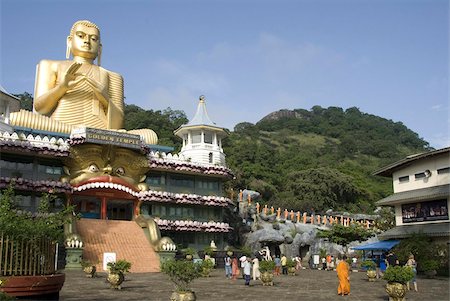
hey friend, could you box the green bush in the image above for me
[286,259,296,268]
[107,259,132,274]
[382,266,414,284]
[161,259,201,292]
[361,260,376,270]
[420,260,439,272]
[259,260,276,273]
[200,259,214,277]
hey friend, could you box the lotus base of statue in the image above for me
[366,270,377,281]
[107,272,124,290]
[386,282,407,301]
[260,271,274,286]
[83,266,96,278]
[170,290,196,301]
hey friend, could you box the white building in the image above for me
[174,95,229,166]
[374,147,450,244]
[0,87,20,133]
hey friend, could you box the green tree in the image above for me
[13,92,33,111]
[317,224,374,251]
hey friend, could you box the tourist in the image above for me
[330,256,335,270]
[321,256,327,270]
[385,251,399,267]
[336,255,350,296]
[252,257,260,280]
[294,256,302,270]
[375,255,382,279]
[274,255,281,275]
[224,254,232,279]
[243,257,252,286]
[406,254,418,292]
[231,257,240,280]
[281,254,288,275]
[326,254,332,271]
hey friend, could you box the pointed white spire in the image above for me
[187,95,215,126]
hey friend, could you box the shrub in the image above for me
[383,266,414,284]
[259,260,276,273]
[161,259,202,292]
[286,259,296,268]
[107,259,132,274]
[420,260,439,272]
[182,247,197,257]
[361,260,376,270]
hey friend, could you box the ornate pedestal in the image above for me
[65,248,83,270]
[158,251,176,265]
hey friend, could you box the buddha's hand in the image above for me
[61,62,83,89]
[85,76,109,109]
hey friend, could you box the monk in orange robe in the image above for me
[336,255,350,296]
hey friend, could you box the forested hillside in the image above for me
[223,106,430,213]
[14,93,430,214]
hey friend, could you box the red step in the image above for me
[75,218,160,273]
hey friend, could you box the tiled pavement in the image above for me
[57,268,449,301]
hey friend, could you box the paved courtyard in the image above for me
[56,268,449,301]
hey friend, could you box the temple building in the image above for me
[0,89,233,272]
[0,20,236,272]
[374,147,450,244]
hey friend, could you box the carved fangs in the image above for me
[73,182,139,196]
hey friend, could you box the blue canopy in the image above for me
[352,240,400,251]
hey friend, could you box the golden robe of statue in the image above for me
[10,20,157,144]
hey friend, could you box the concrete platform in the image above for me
[57,268,449,301]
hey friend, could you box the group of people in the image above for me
[224,250,418,295]
[224,253,303,286]
[385,251,418,292]
[224,255,260,286]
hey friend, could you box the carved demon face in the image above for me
[61,144,149,191]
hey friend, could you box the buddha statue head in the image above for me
[66,20,102,66]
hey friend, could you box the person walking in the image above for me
[281,254,288,275]
[274,255,281,275]
[224,254,232,279]
[406,254,418,292]
[385,251,399,267]
[252,257,260,280]
[231,257,240,280]
[243,257,252,286]
[336,255,350,296]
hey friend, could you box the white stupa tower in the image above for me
[174,95,228,166]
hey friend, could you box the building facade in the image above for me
[374,147,450,244]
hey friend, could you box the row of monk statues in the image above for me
[10,20,157,145]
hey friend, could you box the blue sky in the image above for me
[1,0,448,148]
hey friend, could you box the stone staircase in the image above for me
[75,218,160,273]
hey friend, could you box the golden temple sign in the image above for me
[71,127,142,149]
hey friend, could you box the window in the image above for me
[146,173,165,186]
[192,131,201,143]
[399,176,409,183]
[169,175,194,188]
[204,132,213,144]
[437,167,450,174]
[208,152,213,163]
[415,172,426,179]
[37,164,63,180]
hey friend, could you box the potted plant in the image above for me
[106,259,132,290]
[361,260,377,281]
[200,258,214,277]
[383,266,414,301]
[0,188,72,298]
[81,260,97,278]
[421,259,439,278]
[259,260,276,286]
[286,259,297,276]
[161,259,202,301]
[183,247,197,260]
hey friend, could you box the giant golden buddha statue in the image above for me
[10,20,157,144]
